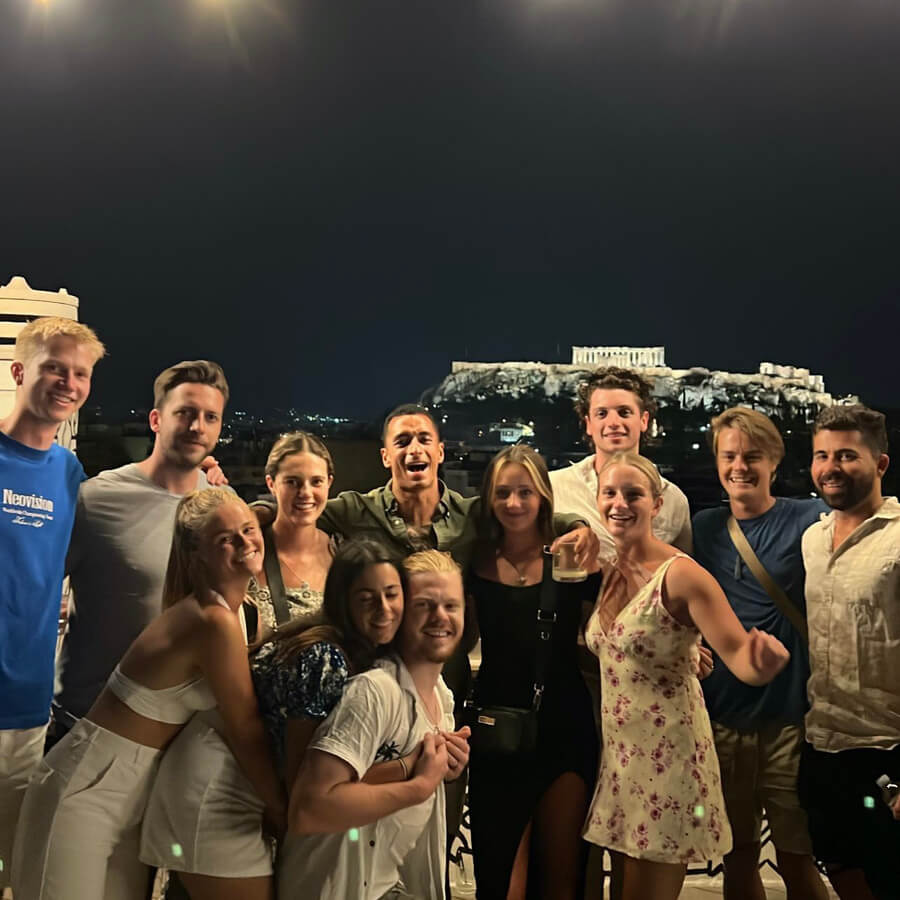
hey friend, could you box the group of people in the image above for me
[0,316,897,900]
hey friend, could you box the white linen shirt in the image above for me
[802,496,900,752]
[549,454,693,562]
[277,654,455,900]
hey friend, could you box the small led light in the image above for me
[171,843,184,858]
[348,828,360,842]
[693,804,705,818]
[863,796,876,810]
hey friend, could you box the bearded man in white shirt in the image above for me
[799,404,900,900]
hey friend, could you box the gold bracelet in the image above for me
[398,756,409,780]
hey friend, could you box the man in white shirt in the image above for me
[283,549,471,900]
[550,366,692,562]
[799,404,900,900]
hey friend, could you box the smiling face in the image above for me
[12,335,95,427]
[716,426,777,509]
[811,429,888,512]
[598,463,662,541]
[491,461,542,538]
[398,570,465,666]
[266,451,332,527]
[200,500,264,586]
[381,414,444,493]
[585,388,650,459]
[150,382,225,471]
[348,562,404,647]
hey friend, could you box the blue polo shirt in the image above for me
[0,431,84,729]
[693,497,827,732]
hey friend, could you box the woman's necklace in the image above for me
[496,547,541,585]
[277,552,306,585]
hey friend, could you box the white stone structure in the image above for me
[0,275,81,449]
[758,362,825,393]
[571,345,666,367]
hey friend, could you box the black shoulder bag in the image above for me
[462,553,558,759]
[261,524,293,628]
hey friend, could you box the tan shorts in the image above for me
[712,721,813,856]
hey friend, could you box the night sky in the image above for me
[3,0,899,420]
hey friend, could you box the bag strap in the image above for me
[726,515,808,646]
[262,524,292,627]
[531,551,559,711]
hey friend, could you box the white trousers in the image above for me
[0,725,47,890]
[10,719,160,900]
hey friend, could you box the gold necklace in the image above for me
[497,548,541,585]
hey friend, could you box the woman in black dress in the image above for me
[468,445,601,900]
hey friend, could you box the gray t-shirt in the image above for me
[54,463,209,718]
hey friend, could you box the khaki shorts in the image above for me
[712,721,813,855]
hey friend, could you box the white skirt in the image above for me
[139,712,272,877]
[11,718,161,900]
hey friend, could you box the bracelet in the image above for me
[398,756,409,780]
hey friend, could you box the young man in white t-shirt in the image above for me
[281,550,470,900]
[550,366,692,562]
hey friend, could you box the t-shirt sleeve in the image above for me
[310,672,398,779]
[65,483,88,575]
[283,642,349,720]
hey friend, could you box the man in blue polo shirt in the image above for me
[693,407,829,900]
[0,316,104,888]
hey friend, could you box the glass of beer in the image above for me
[552,542,587,583]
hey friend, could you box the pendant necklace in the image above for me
[497,548,538,585]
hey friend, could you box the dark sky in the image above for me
[3,0,899,419]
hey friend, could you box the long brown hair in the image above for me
[261,539,405,674]
[477,444,556,552]
[161,488,250,609]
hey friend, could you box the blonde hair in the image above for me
[14,317,105,365]
[401,549,461,578]
[161,488,250,609]
[265,431,334,480]
[596,451,663,499]
[710,406,785,466]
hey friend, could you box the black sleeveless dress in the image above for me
[467,571,601,898]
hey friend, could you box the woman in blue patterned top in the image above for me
[251,539,424,790]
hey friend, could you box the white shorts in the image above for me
[11,718,160,900]
[140,714,272,878]
[0,724,47,889]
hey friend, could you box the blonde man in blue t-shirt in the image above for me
[0,317,104,890]
[693,407,829,900]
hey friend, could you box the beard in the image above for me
[817,471,876,510]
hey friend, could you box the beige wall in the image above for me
[0,276,80,448]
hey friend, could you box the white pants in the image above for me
[10,719,160,900]
[0,725,47,890]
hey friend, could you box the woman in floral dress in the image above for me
[583,452,790,900]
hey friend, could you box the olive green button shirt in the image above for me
[318,479,584,571]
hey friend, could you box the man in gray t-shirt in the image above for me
[53,360,229,728]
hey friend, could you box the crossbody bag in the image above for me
[727,515,808,646]
[462,552,558,758]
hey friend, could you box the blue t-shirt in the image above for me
[693,497,827,732]
[0,432,84,729]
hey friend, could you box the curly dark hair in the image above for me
[813,404,888,458]
[573,366,657,424]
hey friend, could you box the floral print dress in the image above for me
[583,554,732,864]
